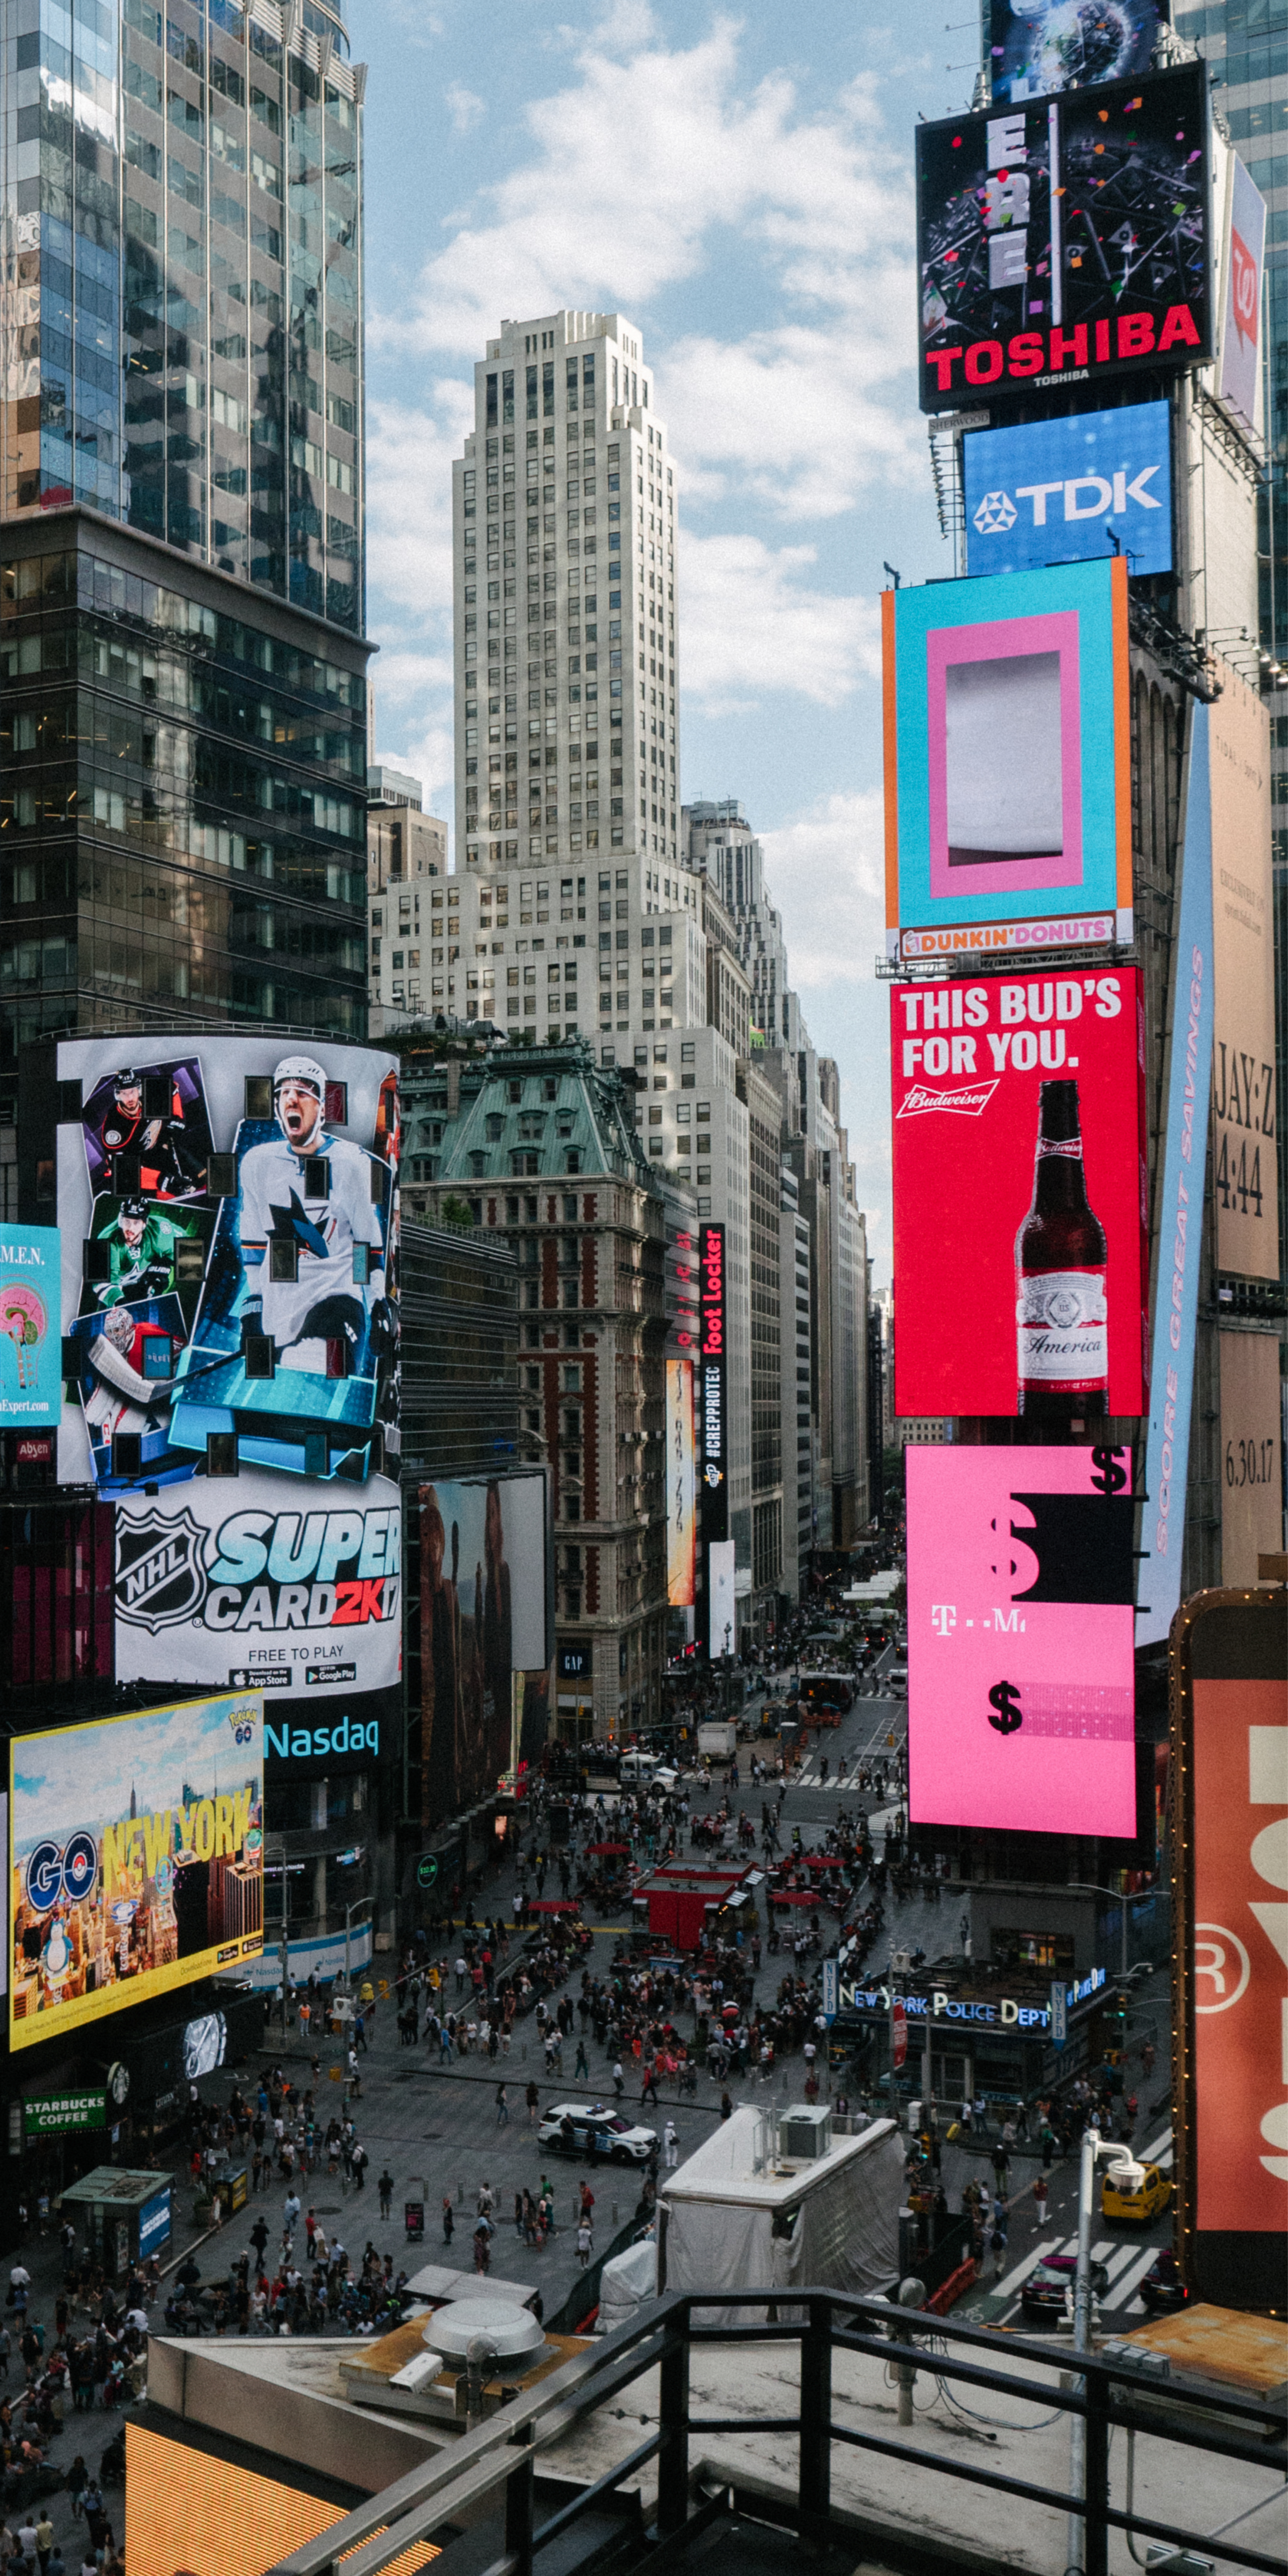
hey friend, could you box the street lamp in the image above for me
[1069,1881,1147,1983]
[1065,2127,1137,2575]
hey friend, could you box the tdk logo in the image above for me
[963,400,1172,580]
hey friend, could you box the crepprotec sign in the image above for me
[963,401,1171,579]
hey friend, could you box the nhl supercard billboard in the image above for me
[54,1039,400,1707]
[891,967,1148,1419]
[907,1444,1136,1839]
[917,62,1211,413]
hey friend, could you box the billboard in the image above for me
[125,2424,436,2576]
[666,1357,696,1607]
[1171,1587,1287,2308]
[988,0,1163,104]
[52,1038,401,1711]
[420,1472,549,1824]
[1219,1332,1283,1590]
[891,966,1148,1418]
[0,1227,61,1428]
[963,401,1171,579]
[907,1444,1136,1837]
[917,64,1211,413]
[882,557,1132,959]
[9,1689,264,2052]
[1217,151,1267,434]
[1138,702,1214,1650]
[1209,668,1277,1281]
[23,2087,106,2138]
[698,1224,728,1545]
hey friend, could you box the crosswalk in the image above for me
[988,2222,1163,2322]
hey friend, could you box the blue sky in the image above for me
[348,0,980,1275]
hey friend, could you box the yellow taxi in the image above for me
[1102,2159,1171,2225]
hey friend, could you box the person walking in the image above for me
[526,2080,540,2127]
[495,2084,509,2128]
[377,2168,394,2221]
[662,2120,679,2170]
[574,2037,589,2080]
[442,2197,454,2245]
[1033,2171,1049,2231]
[575,2217,593,2270]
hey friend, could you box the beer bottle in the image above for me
[1015,1078,1107,1420]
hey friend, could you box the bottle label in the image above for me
[1038,1139,1084,1160]
[1017,1268,1108,1388]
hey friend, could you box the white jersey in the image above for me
[238,1131,384,1353]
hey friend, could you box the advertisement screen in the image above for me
[1218,1330,1282,1589]
[917,64,1210,413]
[9,1690,264,2052]
[988,0,1162,104]
[53,1038,400,1709]
[907,1444,1136,1837]
[666,1357,696,1607]
[892,967,1148,1417]
[1138,703,1214,1650]
[126,2425,437,2576]
[698,1224,728,1545]
[1209,668,1277,1282]
[963,401,1172,579]
[0,1226,61,1428]
[420,1472,549,1823]
[882,558,1132,958]
[1174,1591,1287,2308]
[1218,152,1267,434]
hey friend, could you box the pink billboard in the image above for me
[907,1444,1136,1838]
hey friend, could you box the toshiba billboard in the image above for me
[1172,1588,1288,2310]
[891,968,1148,1420]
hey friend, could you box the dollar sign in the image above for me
[987,1680,1024,1735]
[1090,1445,1127,1495]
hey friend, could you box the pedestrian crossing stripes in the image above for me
[1100,2245,1161,2310]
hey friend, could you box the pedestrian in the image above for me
[377,2168,394,2220]
[990,2218,1008,2282]
[526,2080,540,2127]
[663,2120,678,2170]
[496,2084,509,2128]
[351,2142,368,2192]
[574,2038,589,2080]
[1033,2172,1049,2229]
[35,2517,53,2576]
[283,2190,301,2239]
[612,2060,625,2102]
[719,2090,733,2122]
[442,2197,455,2245]
[576,2218,592,2269]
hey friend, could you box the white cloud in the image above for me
[681,535,880,714]
[364,384,473,616]
[444,80,485,132]
[758,789,886,987]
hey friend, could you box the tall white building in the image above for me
[453,311,679,881]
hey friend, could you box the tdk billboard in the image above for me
[963,403,1172,580]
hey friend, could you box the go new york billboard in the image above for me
[891,967,1148,1420]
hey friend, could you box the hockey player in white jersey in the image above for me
[236,1057,395,1375]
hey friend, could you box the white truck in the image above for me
[696,1721,738,1759]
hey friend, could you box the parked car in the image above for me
[1020,2252,1109,2323]
[538,2103,658,2163]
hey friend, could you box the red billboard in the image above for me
[892,967,1148,1419]
[907,1444,1137,1838]
[1172,1588,1287,2310]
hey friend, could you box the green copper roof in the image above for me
[403,1040,655,1191]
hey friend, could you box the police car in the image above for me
[537,2103,657,2163]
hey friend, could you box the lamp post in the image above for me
[1065,2127,1137,2575]
[1069,1879,1143,1984]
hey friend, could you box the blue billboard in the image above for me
[963,404,1172,580]
[0,1226,61,1428]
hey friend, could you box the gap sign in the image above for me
[963,403,1171,580]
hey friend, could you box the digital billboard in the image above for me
[126,2424,438,2576]
[666,1357,696,1608]
[1217,151,1266,435]
[1208,666,1277,1282]
[420,1471,550,1824]
[9,1689,264,2052]
[0,1226,61,1429]
[1138,702,1214,1651]
[988,0,1163,105]
[52,1038,401,1713]
[917,64,1210,413]
[907,1444,1136,1837]
[1218,1331,1283,1590]
[882,557,1132,959]
[1172,1587,1287,2309]
[963,401,1171,579]
[891,966,1148,1418]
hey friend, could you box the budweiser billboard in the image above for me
[1172,1587,1288,2309]
[892,968,1148,1420]
[907,1443,1137,1839]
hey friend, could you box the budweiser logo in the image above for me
[897,1079,999,1118]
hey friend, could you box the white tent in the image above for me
[658,2110,904,2322]
[596,2233,658,2334]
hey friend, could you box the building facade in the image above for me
[452,310,678,881]
[1,0,365,628]
[366,765,447,1029]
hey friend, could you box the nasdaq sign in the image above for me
[963,403,1172,580]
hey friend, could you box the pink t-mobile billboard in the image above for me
[907,1443,1136,1837]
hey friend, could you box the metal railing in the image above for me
[265,2290,1287,2576]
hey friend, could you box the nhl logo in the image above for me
[973,490,1017,535]
[116,1504,209,1633]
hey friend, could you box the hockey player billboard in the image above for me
[54,1037,401,1707]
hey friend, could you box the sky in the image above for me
[347,0,982,1277]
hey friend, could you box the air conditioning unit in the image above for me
[778,2105,832,2161]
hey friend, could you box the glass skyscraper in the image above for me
[2,0,364,624]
